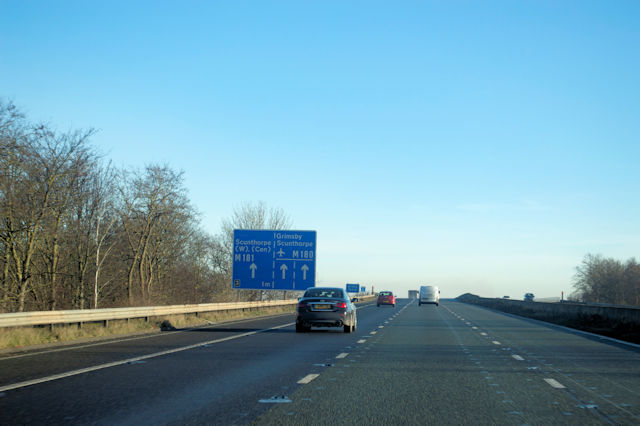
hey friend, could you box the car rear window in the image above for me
[379,291,392,296]
[304,289,344,298]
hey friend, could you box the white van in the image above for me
[418,285,439,306]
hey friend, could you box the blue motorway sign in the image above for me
[361,286,366,293]
[232,230,316,290]
[346,283,360,293]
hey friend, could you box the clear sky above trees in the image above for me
[1,1,638,299]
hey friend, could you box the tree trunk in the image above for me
[49,215,62,311]
[1,244,11,311]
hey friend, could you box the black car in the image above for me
[296,287,358,333]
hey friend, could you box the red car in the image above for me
[377,291,396,307]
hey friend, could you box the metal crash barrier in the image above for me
[0,294,377,329]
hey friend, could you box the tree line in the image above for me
[572,254,640,306]
[0,99,291,313]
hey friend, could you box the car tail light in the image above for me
[298,301,308,308]
[335,302,347,309]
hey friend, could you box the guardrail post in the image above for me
[78,322,83,330]
[103,319,108,328]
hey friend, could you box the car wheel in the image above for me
[343,323,352,333]
[296,323,307,333]
[377,304,380,307]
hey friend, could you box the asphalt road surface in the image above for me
[1,299,639,425]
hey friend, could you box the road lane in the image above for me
[445,301,640,423]
[0,313,298,389]
[0,299,394,424]
[257,300,640,425]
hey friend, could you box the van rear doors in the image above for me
[419,286,439,306]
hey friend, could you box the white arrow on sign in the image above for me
[301,264,309,280]
[280,264,288,279]
[250,263,257,279]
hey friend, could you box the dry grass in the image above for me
[0,305,295,351]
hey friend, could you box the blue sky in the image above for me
[2,1,639,299]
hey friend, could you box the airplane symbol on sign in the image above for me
[277,248,285,257]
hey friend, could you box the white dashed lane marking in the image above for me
[297,374,320,384]
[512,355,525,361]
[336,353,349,359]
[544,378,566,389]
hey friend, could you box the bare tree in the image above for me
[38,127,97,310]
[93,197,117,309]
[215,201,293,301]
[3,99,298,311]
[218,201,293,266]
[622,258,640,306]
[573,253,639,305]
[118,165,194,305]
[64,160,117,309]
[0,100,27,311]
[0,100,96,312]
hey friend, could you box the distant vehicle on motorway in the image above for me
[296,287,357,333]
[418,285,439,306]
[524,293,535,302]
[377,291,396,307]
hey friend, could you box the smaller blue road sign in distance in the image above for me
[361,286,366,293]
[346,283,360,293]
[232,230,316,291]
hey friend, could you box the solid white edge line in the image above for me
[466,305,640,350]
[544,378,566,389]
[0,322,294,393]
[1,312,295,361]
[297,374,320,384]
